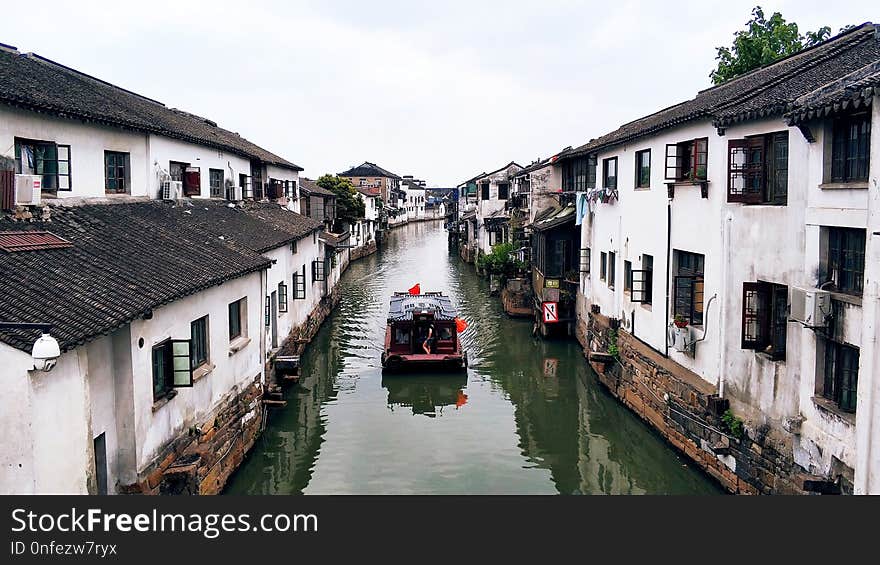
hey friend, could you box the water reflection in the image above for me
[225,221,722,495]
[382,374,469,417]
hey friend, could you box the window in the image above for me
[562,154,597,192]
[239,174,251,200]
[265,296,271,327]
[741,282,787,360]
[635,149,651,188]
[480,183,490,200]
[312,259,326,282]
[228,298,246,340]
[395,328,410,345]
[293,265,307,299]
[607,252,616,289]
[823,341,859,413]
[624,260,632,293]
[190,316,209,369]
[831,113,871,183]
[278,282,288,313]
[290,240,297,254]
[498,183,509,200]
[632,254,653,305]
[14,138,71,191]
[209,169,224,198]
[104,151,129,194]
[600,252,607,281]
[152,339,193,402]
[727,132,788,204]
[603,157,617,190]
[673,250,705,325]
[665,138,708,181]
[826,227,866,296]
[579,247,590,274]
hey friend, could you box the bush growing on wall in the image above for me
[476,243,525,279]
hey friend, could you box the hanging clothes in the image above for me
[575,192,589,225]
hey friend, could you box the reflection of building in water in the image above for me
[382,374,468,417]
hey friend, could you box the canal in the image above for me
[225,221,722,494]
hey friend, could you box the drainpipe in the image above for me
[664,196,672,357]
[718,212,733,398]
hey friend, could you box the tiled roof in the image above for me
[0,48,303,171]
[513,158,553,177]
[0,202,272,354]
[786,59,880,124]
[561,23,880,159]
[356,186,381,197]
[339,162,401,180]
[299,178,336,197]
[531,204,576,232]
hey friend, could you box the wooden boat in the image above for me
[381,292,468,372]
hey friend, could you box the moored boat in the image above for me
[381,291,468,372]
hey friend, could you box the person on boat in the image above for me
[422,324,435,354]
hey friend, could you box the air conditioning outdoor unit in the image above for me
[161,180,183,200]
[789,287,832,329]
[15,174,42,205]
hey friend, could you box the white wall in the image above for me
[128,271,264,474]
[147,135,251,200]
[0,342,91,494]
[0,105,149,200]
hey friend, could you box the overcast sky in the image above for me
[0,1,875,186]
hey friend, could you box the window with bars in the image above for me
[579,247,590,274]
[190,316,210,369]
[665,138,708,182]
[826,227,866,296]
[830,113,870,183]
[603,157,617,190]
[14,138,72,192]
[293,266,307,299]
[741,281,787,360]
[152,338,193,401]
[631,254,653,304]
[209,169,224,198]
[104,151,129,194]
[673,250,705,325]
[727,132,788,204]
[635,149,651,188]
[278,282,288,313]
[823,340,859,413]
[312,259,327,282]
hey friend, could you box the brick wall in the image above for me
[579,311,813,495]
[351,240,377,261]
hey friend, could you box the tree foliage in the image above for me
[316,174,365,228]
[710,6,830,85]
[477,243,524,277]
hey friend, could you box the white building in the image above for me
[472,162,523,256]
[565,23,880,494]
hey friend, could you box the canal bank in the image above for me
[225,221,722,494]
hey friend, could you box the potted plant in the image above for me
[673,314,689,329]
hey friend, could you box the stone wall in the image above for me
[351,240,377,261]
[123,375,264,495]
[580,311,818,495]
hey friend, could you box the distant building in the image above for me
[338,162,401,204]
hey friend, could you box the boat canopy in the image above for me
[388,292,458,321]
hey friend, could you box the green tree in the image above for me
[316,174,365,229]
[710,6,830,85]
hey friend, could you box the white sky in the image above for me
[0,0,875,186]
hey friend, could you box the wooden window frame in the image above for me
[607,251,616,289]
[312,259,327,282]
[623,260,632,293]
[665,138,708,182]
[727,132,788,204]
[600,252,607,281]
[831,112,871,183]
[673,250,705,325]
[579,247,590,274]
[190,315,210,369]
[827,227,866,296]
[741,281,787,360]
[823,340,860,413]
[228,298,245,340]
[498,182,509,200]
[278,282,288,313]
[293,265,307,300]
[603,157,618,190]
[104,151,129,194]
[209,168,224,198]
[635,149,651,188]
[152,338,193,402]
[14,138,72,192]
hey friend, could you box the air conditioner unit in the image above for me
[161,180,183,200]
[15,174,42,205]
[790,287,832,328]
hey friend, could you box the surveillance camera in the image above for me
[31,332,61,372]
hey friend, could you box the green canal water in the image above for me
[225,221,722,494]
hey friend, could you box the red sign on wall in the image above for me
[542,302,559,323]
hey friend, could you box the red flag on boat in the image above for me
[455,317,468,333]
[455,390,468,408]
[408,283,421,295]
